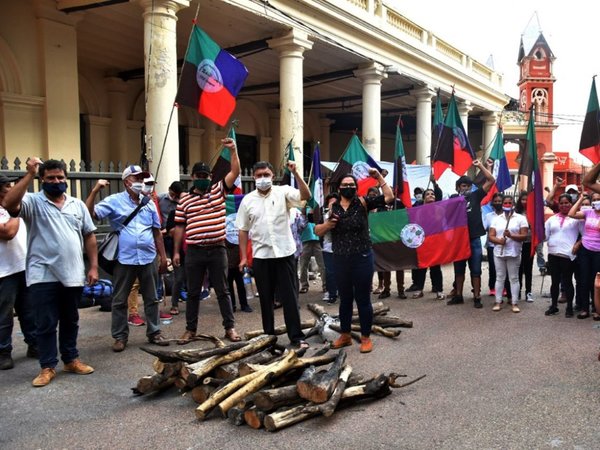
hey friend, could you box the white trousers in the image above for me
[494,255,521,305]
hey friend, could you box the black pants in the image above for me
[228,267,249,309]
[252,255,305,344]
[413,265,443,292]
[487,247,496,290]
[548,254,574,309]
[185,245,235,332]
[519,242,534,295]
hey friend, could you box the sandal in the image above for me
[373,287,383,295]
[592,313,600,321]
[299,287,309,294]
[224,328,242,342]
[577,311,590,319]
[292,340,309,350]
[169,307,179,315]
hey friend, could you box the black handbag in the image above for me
[97,198,148,275]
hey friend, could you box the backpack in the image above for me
[78,279,113,311]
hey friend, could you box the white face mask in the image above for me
[592,201,600,211]
[255,177,272,192]
[415,194,423,201]
[142,184,154,195]
[129,182,144,195]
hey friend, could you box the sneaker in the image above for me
[565,308,574,318]
[378,290,391,299]
[112,339,127,352]
[435,292,445,300]
[473,298,483,309]
[159,311,172,320]
[488,289,496,296]
[180,290,188,301]
[446,296,464,305]
[526,293,534,303]
[199,289,210,301]
[411,291,424,299]
[492,303,501,311]
[0,352,14,370]
[359,336,373,353]
[148,332,170,346]
[63,359,94,375]
[32,368,56,387]
[26,345,39,359]
[177,330,196,345]
[545,306,559,316]
[241,305,253,313]
[397,289,407,300]
[512,304,521,313]
[322,292,330,302]
[372,286,383,295]
[331,333,353,349]
[128,314,145,327]
[325,297,338,304]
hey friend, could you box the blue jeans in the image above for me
[322,252,338,299]
[454,238,483,277]
[28,282,83,369]
[0,271,36,353]
[334,250,374,336]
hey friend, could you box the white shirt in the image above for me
[0,205,27,278]
[236,185,302,259]
[544,214,580,261]
[483,211,502,248]
[490,212,529,258]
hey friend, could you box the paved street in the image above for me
[1,265,599,449]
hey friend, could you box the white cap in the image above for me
[143,174,156,185]
[565,184,579,193]
[122,165,149,180]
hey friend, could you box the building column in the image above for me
[457,100,472,135]
[354,63,387,160]
[259,137,272,169]
[268,30,313,176]
[137,0,189,188]
[481,112,499,158]
[105,77,128,163]
[268,109,280,168]
[541,152,557,199]
[411,87,434,165]
[319,117,335,161]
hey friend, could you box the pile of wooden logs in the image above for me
[134,329,423,431]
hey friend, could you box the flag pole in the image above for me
[207,120,237,167]
[153,3,201,180]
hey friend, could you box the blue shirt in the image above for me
[300,222,319,243]
[94,192,160,265]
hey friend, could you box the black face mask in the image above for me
[493,204,502,212]
[42,182,67,197]
[340,187,357,199]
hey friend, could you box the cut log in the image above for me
[244,406,267,429]
[254,385,302,411]
[353,301,389,316]
[349,324,401,338]
[329,324,361,343]
[140,341,248,363]
[306,303,328,318]
[240,353,338,377]
[185,335,277,387]
[296,350,346,404]
[264,403,316,432]
[302,365,352,417]
[174,377,187,389]
[370,315,413,328]
[243,319,316,340]
[215,351,299,418]
[133,372,177,395]
[233,350,280,378]
[227,406,249,426]
[191,385,216,404]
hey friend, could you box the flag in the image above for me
[211,127,242,194]
[480,127,511,205]
[280,141,297,188]
[392,119,412,208]
[176,25,249,127]
[518,107,545,257]
[579,78,600,164]
[330,134,382,196]
[308,144,324,223]
[430,89,444,161]
[432,93,474,180]
[369,197,471,271]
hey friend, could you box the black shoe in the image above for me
[473,298,483,309]
[378,290,391,299]
[26,345,39,359]
[545,306,559,316]
[0,352,14,370]
[577,311,590,319]
[446,296,464,305]
[405,284,419,292]
[148,332,170,346]
[325,297,338,304]
[565,308,574,318]
[241,305,253,313]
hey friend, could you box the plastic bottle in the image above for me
[243,266,254,300]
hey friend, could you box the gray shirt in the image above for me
[20,191,96,287]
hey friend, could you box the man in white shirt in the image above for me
[0,175,36,370]
[236,161,311,348]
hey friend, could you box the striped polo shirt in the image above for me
[175,181,226,246]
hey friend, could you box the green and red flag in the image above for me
[307,143,324,223]
[479,127,512,205]
[369,197,471,270]
[211,127,242,194]
[432,93,474,180]
[430,89,444,162]
[280,140,296,188]
[518,106,545,257]
[330,134,382,196]
[579,77,600,164]
[392,118,412,208]
[176,25,249,127]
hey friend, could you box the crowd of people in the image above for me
[2,152,600,387]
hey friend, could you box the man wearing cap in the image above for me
[173,138,241,343]
[0,174,37,370]
[447,159,495,308]
[3,158,98,387]
[86,165,169,352]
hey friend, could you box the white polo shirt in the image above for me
[236,185,302,259]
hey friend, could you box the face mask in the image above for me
[42,182,67,197]
[255,177,272,192]
[415,194,423,201]
[129,182,144,195]
[340,187,357,199]
[592,201,600,211]
[581,205,592,211]
[493,204,502,212]
[193,178,211,191]
[142,184,154,195]
[502,206,513,213]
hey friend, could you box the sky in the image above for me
[391,1,600,163]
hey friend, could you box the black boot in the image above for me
[0,351,14,370]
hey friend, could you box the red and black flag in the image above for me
[579,77,600,164]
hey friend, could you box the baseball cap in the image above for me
[565,184,579,193]
[0,174,17,185]
[122,165,150,180]
[143,174,156,185]
[191,162,211,175]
